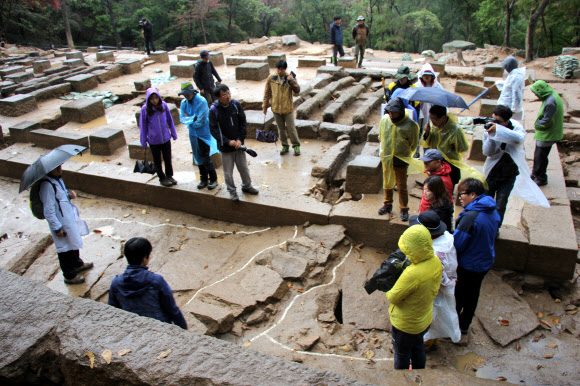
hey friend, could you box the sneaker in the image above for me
[280,145,289,155]
[400,209,409,222]
[75,262,94,274]
[160,179,173,187]
[207,180,218,190]
[197,180,208,189]
[169,177,177,185]
[535,178,548,186]
[64,275,85,285]
[242,187,259,195]
[293,145,301,156]
[230,192,240,202]
[378,203,392,215]
[456,332,470,346]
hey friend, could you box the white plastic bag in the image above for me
[424,292,461,342]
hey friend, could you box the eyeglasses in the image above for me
[459,192,471,196]
[219,91,231,98]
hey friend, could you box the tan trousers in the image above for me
[273,112,300,147]
[384,165,409,210]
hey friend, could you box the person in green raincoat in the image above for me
[421,105,486,190]
[379,97,424,221]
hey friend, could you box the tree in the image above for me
[102,0,122,49]
[175,0,224,45]
[525,0,550,62]
[401,9,442,52]
[61,0,75,48]
[504,0,516,47]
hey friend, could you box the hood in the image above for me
[418,63,439,84]
[432,231,455,254]
[530,80,554,100]
[385,97,406,115]
[391,88,412,108]
[398,225,435,264]
[429,160,452,176]
[115,265,154,298]
[145,87,162,103]
[465,194,497,213]
[502,57,518,73]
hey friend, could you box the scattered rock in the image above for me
[318,312,337,323]
[264,304,276,314]
[246,309,269,325]
[336,192,352,205]
[282,35,301,47]
[304,224,346,249]
[295,335,320,351]
[287,236,331,266]
[240,265,288,303]
[401,53,412,61]
[563,155,580,164]
[271,251,309,279]
[421,50,436,59]
[337,134,350,141]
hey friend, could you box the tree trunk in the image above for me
[541,14,549,57]
[525,0,551,63]
[574,9,580,46]
[503,0,515,47]
[103,0,121,49]
[200,18,208,44]
[61,0,74,49]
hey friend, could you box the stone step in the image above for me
[89,128,127,156]
[33,60,51,74]
[0,66,25,79]
[65,74,98,93]
[324,76,355,95]
[484,63,504,77]
[29,83,71,101]
[208,52,224,66]
[467,128,486,161]
[118,60,141,75]
[4,71,34,83]
[0,94,37,117]
[337,56,356,69]
[177,53,199,62]
[345,155,382,194]
[311,140,351,182]
[317,65,347,80]
[480,98,497,117]
[65,51,84,60]
[30,129,89,149]
[353,89,383,124]
[63,59,83,67]
[8,121,41,142]
[455,79,486,96]
[245,110,274,139]
[296,89,332,120]
[60,98,105,124]
[134,78,151,91]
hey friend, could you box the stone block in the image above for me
[483,76,503,88]
[118,59,142,74]
[245,110,274,139]
[337,56,356,69]
[324,76,355,95]
[360,141,380,157]
[345,155,382,194]
[235,62,269,81]
[128,140,151,161]
[484,63,504,78]
[166,103,180,124]
[209,52,224,66]
[33,60,51,74]
[65,51,84,60]
[455,80,486,96]
[30,83,71,101]
[15,82,49,95]
[134,78,151,91]
[317,65,348,80]
[65,74,98,93]
[294,119,320,139]
[479,99,497,117]
[0,80,14,91]
[30,129,89,149]
[177,54,199,62]
[367,124,379,142]
[298,58,326,67]
[4,72,34,83]
[267,53,286,68]
[299,74,333,97]
[87,47,99,53]
[311,140,351,182]
[96,50,115,62]
[467,128,485,161]
[150,51,170,63]
[430,62,445,76]
[8,121,41,142]
[353,91,383,124]
[319,122,353,141]
[170,60,196,78]
[227,56,267,66]
[351,123,370,144]
[1,84,19,98]
[60,98,105,123]
[54,50,68,57]
[296,89,332,119]
[0,66,24,79]
[63,59,83,67]
[0,94,37,117]
[322,102,343,123]
[442,40,476,52]
[43,66,69,76]
[89,128,126,155]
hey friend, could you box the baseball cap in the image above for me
[357,15,365,21]
[420,149,444,162]
[200,50,210,58]
[178,81,196,96]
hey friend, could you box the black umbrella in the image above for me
[19,144,86,193]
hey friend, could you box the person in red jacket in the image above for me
[420,149,453,200]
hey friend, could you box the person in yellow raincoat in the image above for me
[386,224,442,370]
[379,97,425,221]
[421,105,486,190]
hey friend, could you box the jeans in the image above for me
[57,249,84,279]
[455,266,488,332]
[391,325,429,370]
[149,140,173,181]
[221,150,252,194]
[532,143,553,184]
[273,112,300,147]
[354,45,365,66]
[385,165,409,210]
[332,45,345,66]
[144,37,156,56]
[486,175,516,227]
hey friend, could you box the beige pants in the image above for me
[273,112,300,147]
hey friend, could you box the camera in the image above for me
[283,71,297,84]
[484,118,499,130]
[473,116,498,130]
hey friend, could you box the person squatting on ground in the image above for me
[419,175,454,235]
[384,66,419,116]
[139,88,178,187]
[530,80,564,187]
[386,224,442,370]
[108,237,188,329]
[378,97,424,221]
[351,16,369,69]
[329,15,344,66]
[194,50,222,106]
[482,105,549,231]
[263,60,301,156]
[453,178,500,343]
[414,63,444,157]
[497,56,526,122]
[409,211,461,350]
[179,82,219,190]
[422,105,485,190]
[139,17,155,56]
[40,164,93,285]
[209,84,259,202]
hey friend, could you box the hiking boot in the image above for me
[207,180,218,190]
[197,180,208,189]
[169,177,177,185]
[160,179,173,187]
[242,187,259,195]
[280,145,289,155]
[293,145,301,156]
[230,192,240,202]
[400,209,409,222]
[534,178,547,186]
[378,203,392,215]
[75,262,93,274]
[64,275,85,285]
[456,331,470,346]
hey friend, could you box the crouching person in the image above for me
[386,225,442,370]
[109,237,187,329]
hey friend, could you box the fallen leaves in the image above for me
[117,349,131,356]
[101,349,112,364]
[515,342,521,351]
[539,320,552,329]
[532,333,546,342]
[86,351,95,368]
[204,265,208,269]
[338,345,351,352]
[353,243,364,251]
[156,349,171,360]
[497,376,507,381]
[364,350,375,359]
[546,343,558,349]
[93,229,102,234]
[536,364,543,370]
[499,319,510,326]
[141,209,147,215]
[543,353,554,359]
[537,312,544,318]
[242,341,251,348]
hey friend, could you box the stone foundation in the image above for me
[177,54,199,62]
[345,155,382,194]
[467,129,486,161]
[8,121,41,142]
[33,60,51,74]
[89,128,127,155]
[96,51,115,62]
[134,78,151,91]
[267,53,286,68]
[170,61,196,78]
[150,51,169,63]
[60,98,105,123]
[0,66,24,79]
[30,129,89,149]
[480,99,497,117]
[87,47,99,53]
[337,56,357,69]
[65,51,84,60]
[209,52,224,66]
[63,59,83,67]
[65,74,98,93]
[0,94,38,117]
[226,57,267,66]
[484,63,504,78]
[5,72,34,83]
[235,63,269,81]
[30,83,72,101]
[298,58,326,67]
[118,60,142,74]
[455,80,486,96]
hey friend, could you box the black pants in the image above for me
[485,175,516,227]
[201,88,215,106]
[144,37,156,56]
[332,45,345,66]
[196,138,217,183]
[57,249,84,280]
[150,140,173,181]
[391,325,429,370]
[532,144,553,184]
[455,266,488,332]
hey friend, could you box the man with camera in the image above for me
[139,17,155,56]
[194,50,222,106]
[263,60,301,156]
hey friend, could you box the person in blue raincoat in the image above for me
[179,82,219,189]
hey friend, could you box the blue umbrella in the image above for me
[460,87,491,113]
[398,87,469,109]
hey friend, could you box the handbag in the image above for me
[133,148,157,174]
[256,129,277,143]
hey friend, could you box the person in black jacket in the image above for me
[139,17,155,56]
[194,50,222,106]
[209,84,258,201]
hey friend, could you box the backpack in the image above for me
[30,179,62,220]
[364,249,411,294]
